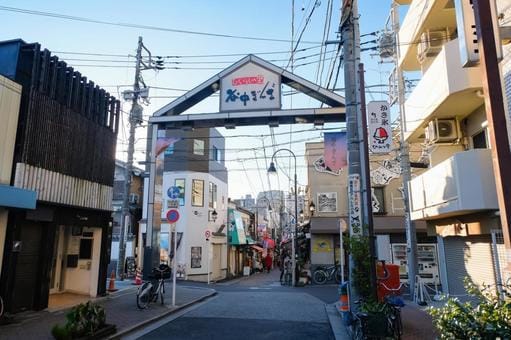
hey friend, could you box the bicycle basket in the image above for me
[152,265,171,279]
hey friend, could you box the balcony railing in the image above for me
[409,149,498,220]
[403,38,483,141]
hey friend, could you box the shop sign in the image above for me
[220,62,281,112]
[348,174,362,236]
[367,101,391,154]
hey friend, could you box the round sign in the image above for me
[205,229,212,240]
[166,209,180,223]
[167,186,180,199]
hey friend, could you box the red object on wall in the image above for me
[377,262,401,301]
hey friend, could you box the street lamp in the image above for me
[267,148,298,287]
[211,209,218,222]
[309,201,316,216]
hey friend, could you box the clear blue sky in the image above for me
[0,0,398,199]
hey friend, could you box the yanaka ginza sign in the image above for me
[220,62,281,112]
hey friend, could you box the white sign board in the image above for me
[220,62,281,112]
[454,0,501,67]
[348,174,362,236]
[367,101,391,154]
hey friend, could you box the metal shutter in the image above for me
[443,235,496,298]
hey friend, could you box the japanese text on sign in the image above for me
[348,174,362,236]
[220,62,281,112]
[367,101,391,154]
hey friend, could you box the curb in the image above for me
[107,289,218,339]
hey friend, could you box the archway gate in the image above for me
[143,54,346,273]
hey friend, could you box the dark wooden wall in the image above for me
[12,43,120,186]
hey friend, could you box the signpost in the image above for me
[205,229,211,284]
[166,206,180,306]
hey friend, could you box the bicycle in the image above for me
[136,264,171,309]
[377,261,405,339]
[312,264,341,285]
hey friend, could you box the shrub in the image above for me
[428,278,511,339]
[346,235,372,299]
[52,301,106,340]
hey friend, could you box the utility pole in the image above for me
[391,1,418,300]
[117,37,143,279]
[473,0,511,272]
[118,36,164,279]
[341,0,377,303]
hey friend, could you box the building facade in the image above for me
[396,0,511,296]
[0,39,119,312]
[140,128,228,282]
[304,141,435,284]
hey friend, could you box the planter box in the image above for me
[76,324,117,340]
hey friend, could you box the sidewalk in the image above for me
[327,300,437,340]
[0,282,216,340]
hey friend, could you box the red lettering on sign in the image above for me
[232,75,264,86]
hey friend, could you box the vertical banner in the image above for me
[323,132,348,171]
[367,101,391,154]
[348,174,362,236]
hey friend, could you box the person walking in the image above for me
[264,253,273,273]
[279,251,287,283]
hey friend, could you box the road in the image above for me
[128,270,339,340]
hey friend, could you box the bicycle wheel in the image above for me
[394,308,403,339]
[312,270,328,285]
[136,282,152,309]
[335,268,343,284]
[351,318,365,340]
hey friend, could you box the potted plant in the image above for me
[52,301,116,340]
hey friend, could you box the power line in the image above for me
[0,5,321,44]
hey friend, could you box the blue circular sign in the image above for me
[166,209,180,223]
[167,186,180,199]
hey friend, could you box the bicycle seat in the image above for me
[386,295,405,307]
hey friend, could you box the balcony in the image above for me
[409,149,498,220]
[398,0,457,70]
[403,38,483,141]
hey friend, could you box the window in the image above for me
[209,182,217,209]
[372,187,385,214]
[191,247,202,268]
[317,192,337,213]
[79,238,93,259]
[192,179,204,206]
[175,179,185,206]
[472,129,487,149]
[212,146,221,162]
[193,139,205,155]
[164,144,174,156]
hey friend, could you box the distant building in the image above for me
[232,194,256,211]
[0,39,120,313]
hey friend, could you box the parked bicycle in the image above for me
[136,264,171,309]
[312,264,342,285]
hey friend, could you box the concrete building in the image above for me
[395,0,511,296]
[304,141,435,284]
[108,160,144,277]
[140,128,228,282]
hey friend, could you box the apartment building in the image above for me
[395,0,511,297]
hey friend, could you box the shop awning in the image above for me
[0,185,37,209]
[251,245,264,252]
[310,217,343,233]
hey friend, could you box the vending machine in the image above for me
[391,243,440,285]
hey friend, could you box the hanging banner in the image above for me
[220,62,281,112]
[323,132,348,171]
[367,101,391,154]
[348,174,362,236]
[155,137,180,157]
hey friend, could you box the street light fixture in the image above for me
[309,201,316,216]
[211,209,218,222]
[267,148,298,287]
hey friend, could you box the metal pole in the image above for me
[172,223,177,306]
[117,36,143,279]
[473,0,511,273]
[340,221,344,283]
[392,2,418,299]
[207,239,211,285]
[293,169,298,287]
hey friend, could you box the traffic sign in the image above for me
[167,199,179,208]
[205,229,212,240]
[166,209,180,223]
[167,186,180,199]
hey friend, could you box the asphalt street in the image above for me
[132,270,339,339]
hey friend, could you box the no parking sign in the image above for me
[166,209,180,223]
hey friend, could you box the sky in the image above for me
[0,0,400,200]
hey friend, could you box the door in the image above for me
[50,226,64,294]
[212,244,222,280]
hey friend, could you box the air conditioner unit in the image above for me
[129,193,139,204]
[417,28,451,64]
[426,119,458,143]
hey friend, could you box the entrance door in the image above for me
[212,244,222,280]
[50,226,64,293]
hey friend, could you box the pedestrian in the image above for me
[279,251,287,283]
[264,253,273,273]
